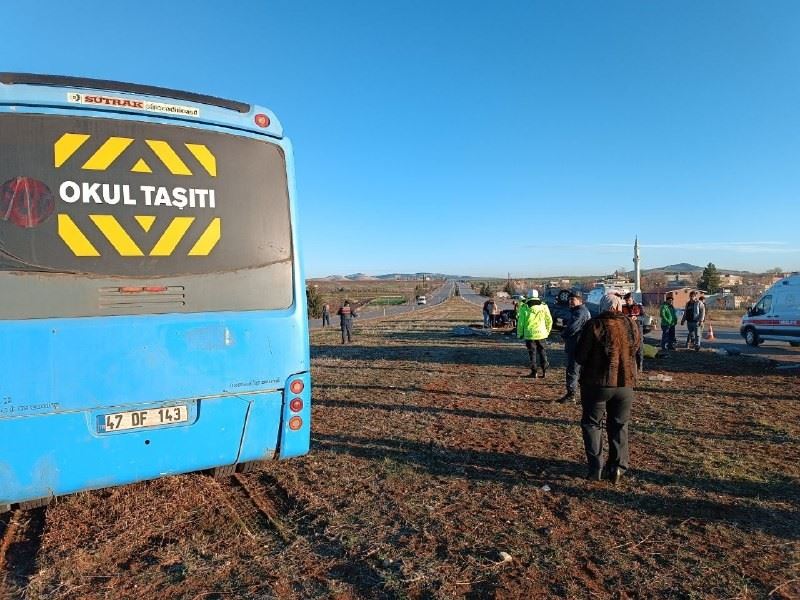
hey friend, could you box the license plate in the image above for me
[102,405,188,432]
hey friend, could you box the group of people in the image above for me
[658,291,707,351]
[321,301,359,344]
[518,288,710,484]
[512,289,656,484]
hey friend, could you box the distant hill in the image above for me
[311,272,469,281]
[643,263,702,273]
[641,264,752,275]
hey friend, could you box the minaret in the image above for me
[633,236,642,293]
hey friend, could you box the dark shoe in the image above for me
[557,393,576,404]
[610,467,623,485]
[586,467,602,481]
[524,369,537,378]
[538,366,547,379]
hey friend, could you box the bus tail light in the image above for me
[288,416,303,430]
[289,380,304,395]
[254,113,270,128]
[289,398,303,412]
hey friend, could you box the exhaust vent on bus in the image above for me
[98,285,186,311]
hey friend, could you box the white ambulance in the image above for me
[740,274,800,346]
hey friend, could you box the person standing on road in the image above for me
[517,291,553,378]
[337,300,358,344]
[558,291,591,403]
[659,294,677,351]
[575,293,641,484]
[490,299,499,328]
[321,302,331,328]
[681,291,705,351]
[483,299,493,329]
[622,292,646,372]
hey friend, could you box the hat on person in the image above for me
[568,291,583,299]
[529,290,539,299]
[599,293,624,313]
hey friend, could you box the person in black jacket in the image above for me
[337,301,358,344]
[558,291,591,404]
[575,293,641,484]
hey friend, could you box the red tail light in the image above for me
[254,113,270,128]
[289,380,304,394]
[289,398,303,412]
[288,416,303,430]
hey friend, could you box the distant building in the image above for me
[719,273,743,286]
[642,287,706,307]
[705,294,746,310]
[733,283,769,300]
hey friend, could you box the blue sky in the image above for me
[5,1,800,277]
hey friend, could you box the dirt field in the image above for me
[2,298,798,599]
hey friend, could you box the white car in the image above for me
[416,296,427,305]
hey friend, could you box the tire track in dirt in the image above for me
[0,507,46,598]
[216,471,402,599]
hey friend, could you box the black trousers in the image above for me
[565,348,580,394]
[341,320,353,343]
[580,385,634,472]
[525,339,548,369]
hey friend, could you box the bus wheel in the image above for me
[744,327,761,347]
[18,497,51,510]
[211,465,236,479]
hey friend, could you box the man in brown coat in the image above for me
[575,293,641,484]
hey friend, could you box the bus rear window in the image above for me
[0,113,291,276]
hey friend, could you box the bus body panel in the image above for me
[0,311,308,414]
[0,396,252,504]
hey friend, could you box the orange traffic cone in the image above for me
[705,324,715,340]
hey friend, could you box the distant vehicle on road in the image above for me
[417,295,427,305]
[740,274,800,347]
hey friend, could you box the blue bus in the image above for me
[0,73,310,510]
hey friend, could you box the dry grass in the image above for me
[9,297,800,599]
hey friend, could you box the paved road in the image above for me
[645,324,800,365]
[309,280,456,330]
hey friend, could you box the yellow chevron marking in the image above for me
[149,217,195,256]
[188,218,221,256]
[82,137,134,171]
[57,214,100,256]
[146,140,192,175]
[135,215,156,232]
[131,158,153,173]
[185,143,217,177]
[54,133,91,168]
[89,215,144,256]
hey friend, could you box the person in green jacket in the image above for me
[659,294,677,351]
[518,291,553,378]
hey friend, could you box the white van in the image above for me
[416,295,427,305]
[740,274,800,346]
